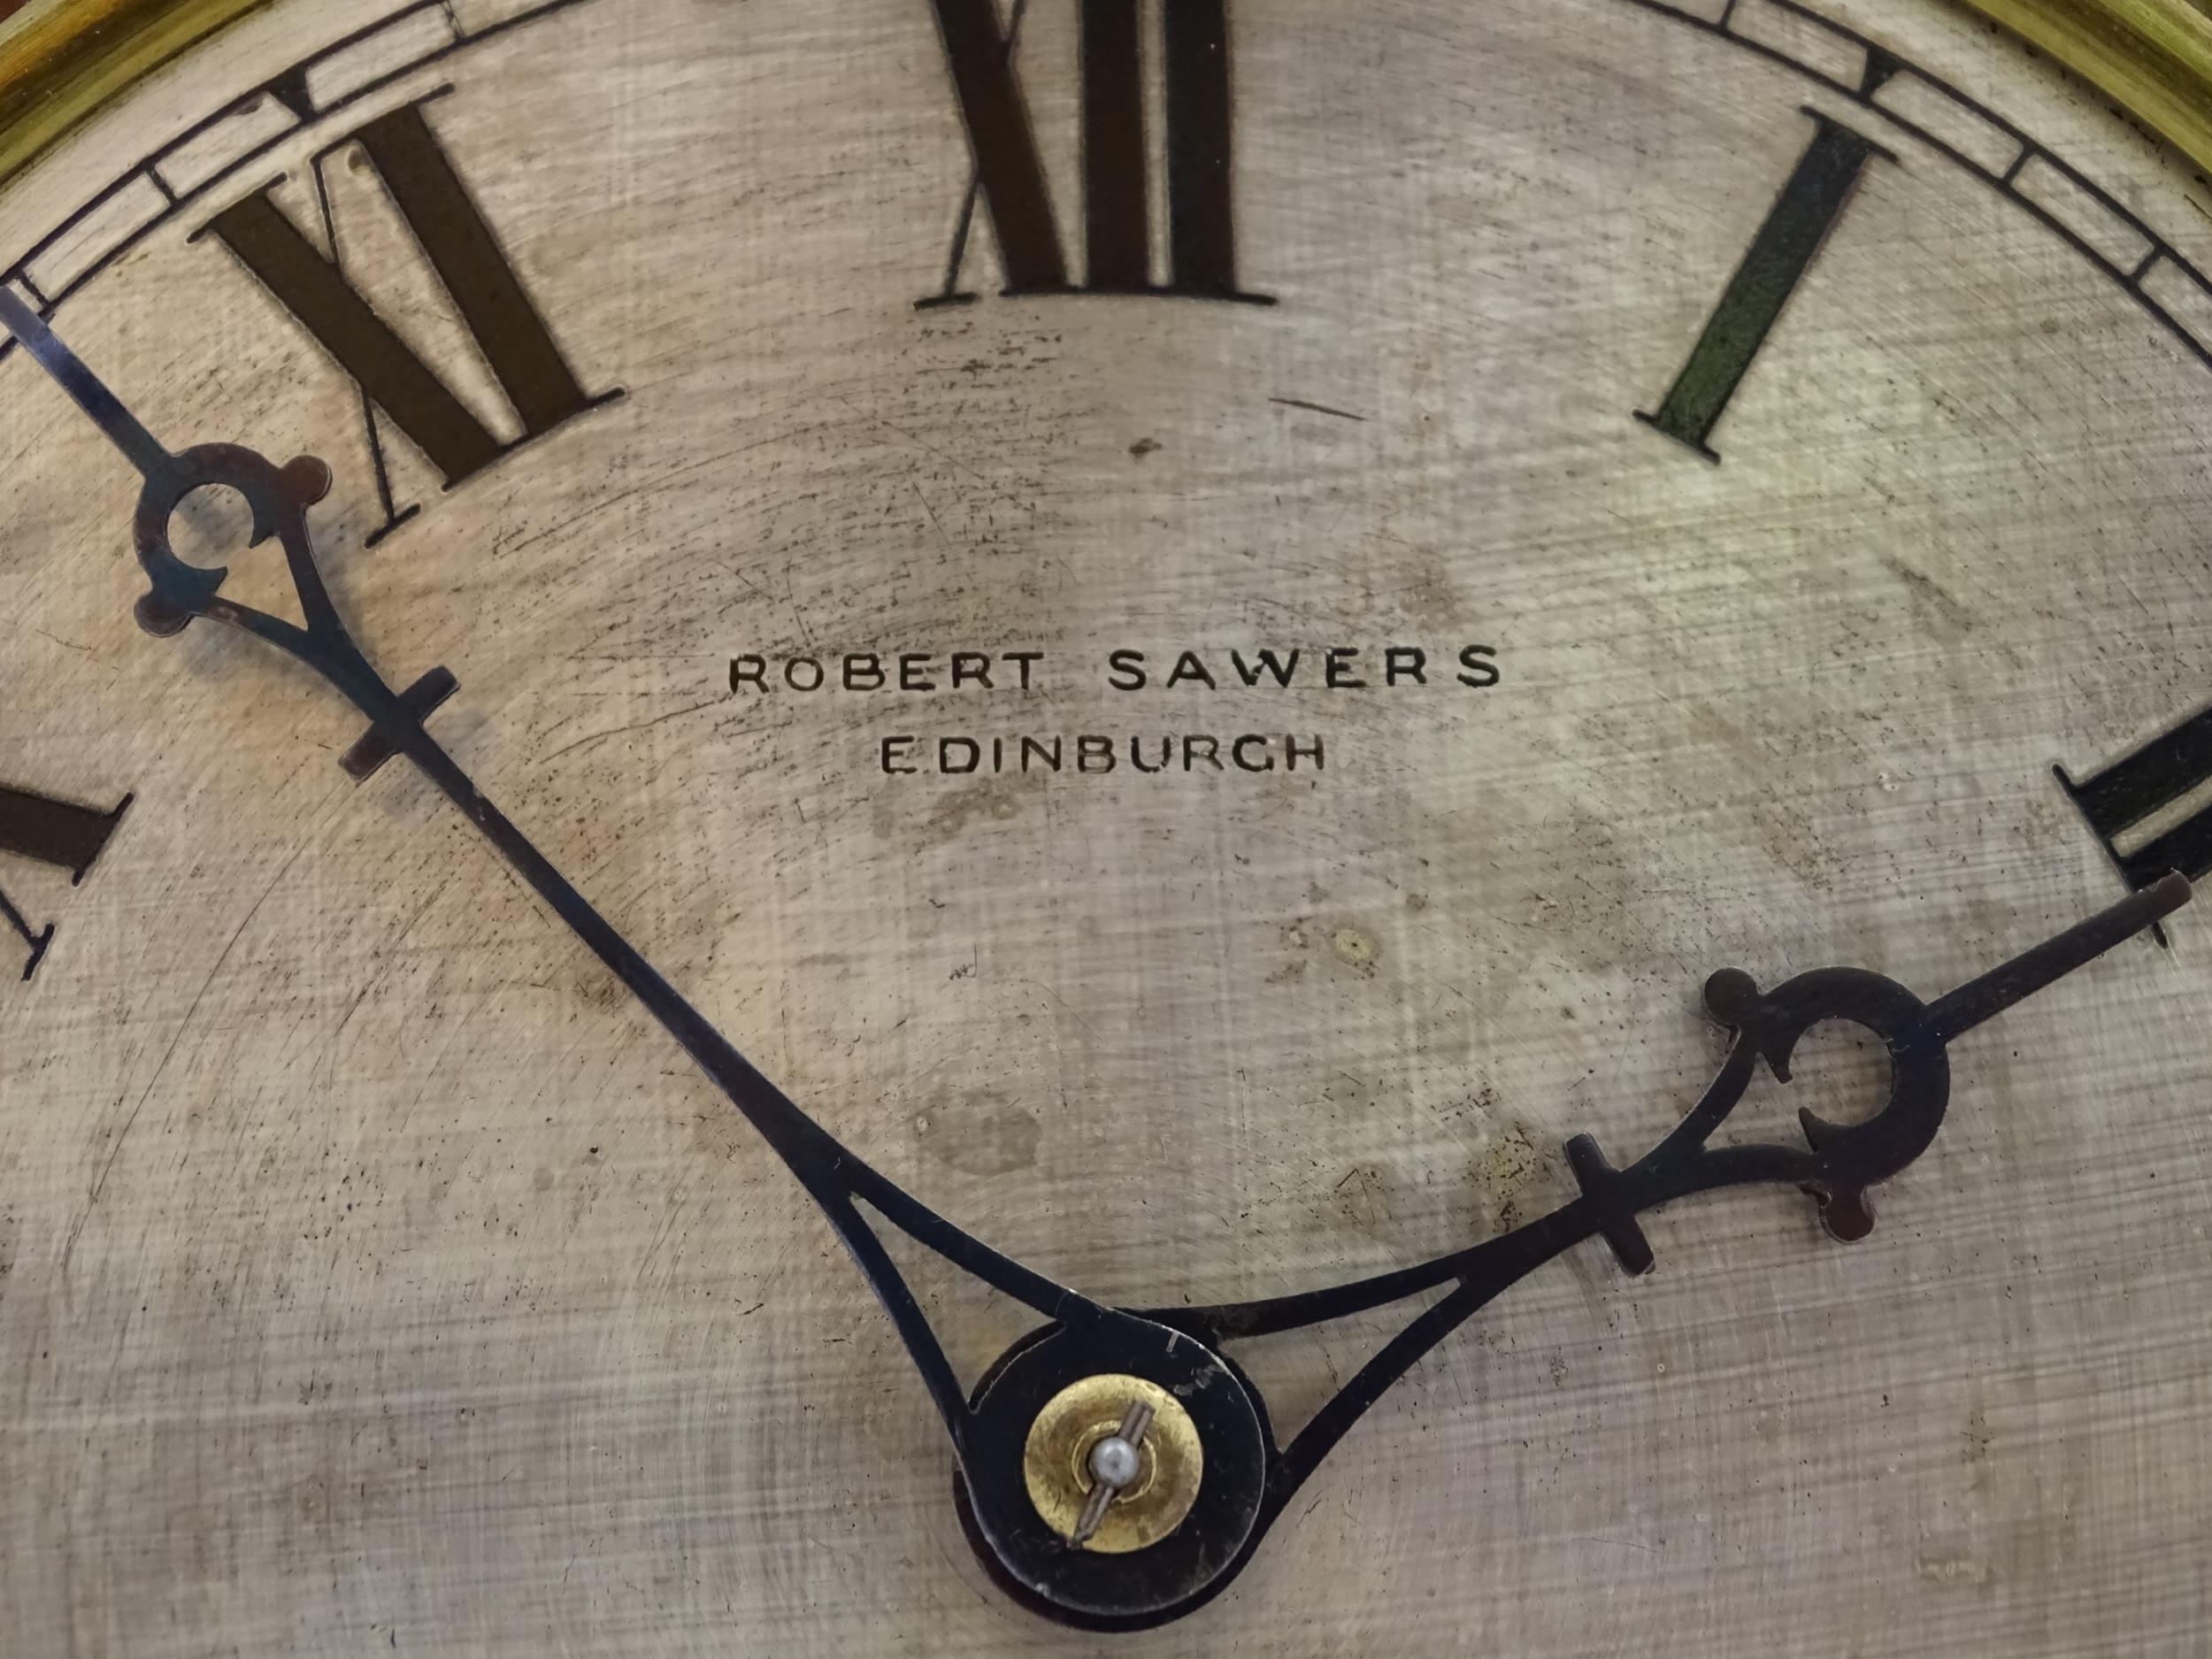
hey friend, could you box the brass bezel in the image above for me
[0,0,2210,194]
[0,0,269,188]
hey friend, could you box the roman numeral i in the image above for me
[201,97,617,541]
[922,0,1270,305]
[1640,110,1893,460]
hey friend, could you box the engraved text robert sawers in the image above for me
[726,644,1502,779]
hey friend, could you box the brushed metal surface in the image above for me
[3,0,2210,1651]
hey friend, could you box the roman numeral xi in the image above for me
[201,97,617,542]
[923,0,1269,305]
[0,780,130,982]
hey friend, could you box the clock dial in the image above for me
[4,0,2212,1650]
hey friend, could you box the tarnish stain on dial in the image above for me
[1274,917,1386,982]
[1880,555,1978,641]
[910,1087,1043,1177]
[1472,1125,1541,1232]
[915,772,1033,849]
[1328,924,1380,976]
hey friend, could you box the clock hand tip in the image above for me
[1921,870,2192,1046]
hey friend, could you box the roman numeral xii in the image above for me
[922,0,1270,305]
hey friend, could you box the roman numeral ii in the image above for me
[921,0,1270,305]
[0,780,130,981]
[202,97,617,541]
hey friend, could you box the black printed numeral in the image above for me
[0,781,130,981]
[921,0,1269,305]
[202,98,616,541]
[2059,705,2212,899]
[1639,111,1893,460]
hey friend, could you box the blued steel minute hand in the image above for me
[0,291,1124,1444]
[5,295,2185,1633]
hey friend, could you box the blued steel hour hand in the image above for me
[4,296,2187,1633]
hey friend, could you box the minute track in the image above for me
[3,296,2190,1631]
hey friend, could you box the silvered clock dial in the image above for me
[3,0,2210,1650]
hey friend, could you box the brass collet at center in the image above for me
[1022,1373,1204,1553]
